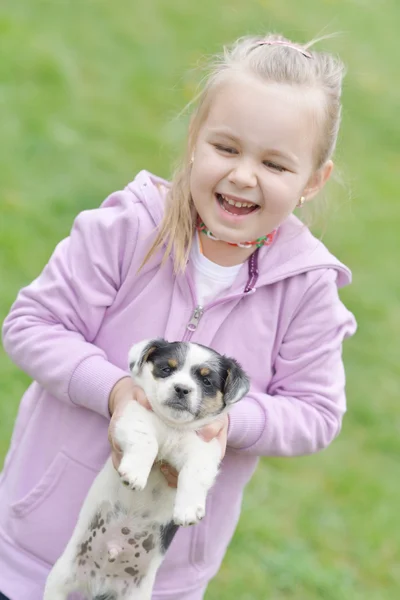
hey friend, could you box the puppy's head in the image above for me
[128,339,249,428]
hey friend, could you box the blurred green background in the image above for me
[0,0,399,598]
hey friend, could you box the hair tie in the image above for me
[257,40,312,59]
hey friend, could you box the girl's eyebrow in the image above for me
[207,127,240,142]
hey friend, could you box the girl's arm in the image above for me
[2,190,139,419]
[227,269,357,457]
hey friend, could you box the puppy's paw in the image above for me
[173,502,206,527]
[118,460,149,491]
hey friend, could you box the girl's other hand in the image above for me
[108,377,151,470]
[197,414,229,460]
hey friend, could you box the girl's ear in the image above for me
[303,160,334,202]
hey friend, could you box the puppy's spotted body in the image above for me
[44,340,249,600]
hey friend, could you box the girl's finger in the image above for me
[111,449,122,470]
[198,420,223,442]
[133,386,152,410]
[160,463,178,488]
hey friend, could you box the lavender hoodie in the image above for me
[0,171,356,599]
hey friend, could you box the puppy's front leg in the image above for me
[114,402,159,491]
[173,436,220,527]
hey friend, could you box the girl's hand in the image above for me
[197,414,229,460]
[108,377,151,470]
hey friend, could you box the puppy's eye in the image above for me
[162,367,172,375]
[203,377,212,387]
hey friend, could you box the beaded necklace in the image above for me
[196,219,277,250]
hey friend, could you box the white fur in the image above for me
[43,340,245,600]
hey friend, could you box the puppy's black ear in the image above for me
[128,338,168,374]
[222,357,250,405]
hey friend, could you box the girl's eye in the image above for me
[263,160,286,172]
[203,377,212,387]
[214,144,238,155]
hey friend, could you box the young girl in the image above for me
[0,34,356,600]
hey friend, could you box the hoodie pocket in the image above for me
[10,451,98,565]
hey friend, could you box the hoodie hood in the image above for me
[127,170,352,290]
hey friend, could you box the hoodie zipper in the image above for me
[183,291,256,340]
[182,250,259,341]
[186,306,204,332]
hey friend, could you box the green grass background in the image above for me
[0,0,399,598]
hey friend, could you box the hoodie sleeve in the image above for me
[2,190,140,419]
[227,269,357,456]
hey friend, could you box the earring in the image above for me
[297,196,305,208]
[190,155,194,165]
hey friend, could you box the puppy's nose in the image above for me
[174,384,191,399]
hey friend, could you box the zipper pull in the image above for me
[187,306,204,332]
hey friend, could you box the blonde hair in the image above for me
[143,33,346,273]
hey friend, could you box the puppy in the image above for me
[44,339,250,600]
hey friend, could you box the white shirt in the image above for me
[190,232,242,306]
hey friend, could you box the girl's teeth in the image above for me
[222,195,253,208]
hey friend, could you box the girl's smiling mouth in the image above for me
[216,193,260,217]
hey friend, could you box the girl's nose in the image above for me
[227,159,257,188]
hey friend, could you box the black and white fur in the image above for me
[44,339,250,600]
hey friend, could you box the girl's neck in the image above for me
[198,232,256,266]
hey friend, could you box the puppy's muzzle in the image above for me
[174,384,191,399]
[166,384,193,411]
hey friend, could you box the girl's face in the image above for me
[190,73,331,248]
